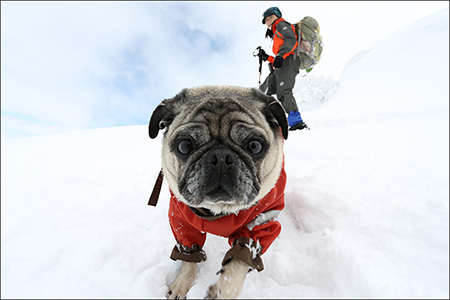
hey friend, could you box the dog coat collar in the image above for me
[188,206,228,221]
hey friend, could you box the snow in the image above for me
[1,8,448,299]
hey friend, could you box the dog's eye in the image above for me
[177,139,193,155]
[248,140,263,155]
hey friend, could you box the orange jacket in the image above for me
[168,165,286,254]
[267,18,298,65]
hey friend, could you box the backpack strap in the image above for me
[295,23,301,59]
[148,169,164,206]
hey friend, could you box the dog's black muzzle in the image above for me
[203,146,240,202]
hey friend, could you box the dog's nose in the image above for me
[206,148,236,167]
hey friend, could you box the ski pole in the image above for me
[253,46,263,87]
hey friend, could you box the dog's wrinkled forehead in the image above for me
[166,87,267,136]
[170,93,265,146]
[175,99,268,148]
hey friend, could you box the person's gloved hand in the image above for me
[273,56,284,68]
[260,51,269,62]
[258,49,269,61]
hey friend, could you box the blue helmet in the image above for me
[262,7,282,24]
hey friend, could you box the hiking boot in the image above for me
[289,121,310,131]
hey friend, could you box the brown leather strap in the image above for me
[170,243,207,263]
[222,237,264,272]
[148,169,164,206]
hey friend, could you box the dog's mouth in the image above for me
[205,186,235,204]
[182,180,260,215]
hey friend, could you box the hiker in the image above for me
[258,6,309,131]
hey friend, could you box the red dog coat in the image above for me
[168,165,286,271]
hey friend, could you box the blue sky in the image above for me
[1,1,449,140]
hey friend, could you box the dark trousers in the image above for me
[259,55,300,113]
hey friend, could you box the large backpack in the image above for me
[294,16,323,71]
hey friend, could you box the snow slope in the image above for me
[1,8,448,299]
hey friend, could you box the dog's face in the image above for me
[149,86,288,215]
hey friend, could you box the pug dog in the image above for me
[148,86,288,299]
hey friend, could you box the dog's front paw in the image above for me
[205,260,249,299]
[206,282,220,299]
[206,279,242,299]
[167,262,198,299]
[168,279,193,299]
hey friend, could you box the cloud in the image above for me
[1,1,448,140]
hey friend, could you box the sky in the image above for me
[1,1,449,140]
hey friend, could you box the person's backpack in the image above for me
[294,16,323,71]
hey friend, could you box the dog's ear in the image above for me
[268,101,288,140]
[148,104,174,139]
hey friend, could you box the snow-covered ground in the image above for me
[1,8,448,299]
